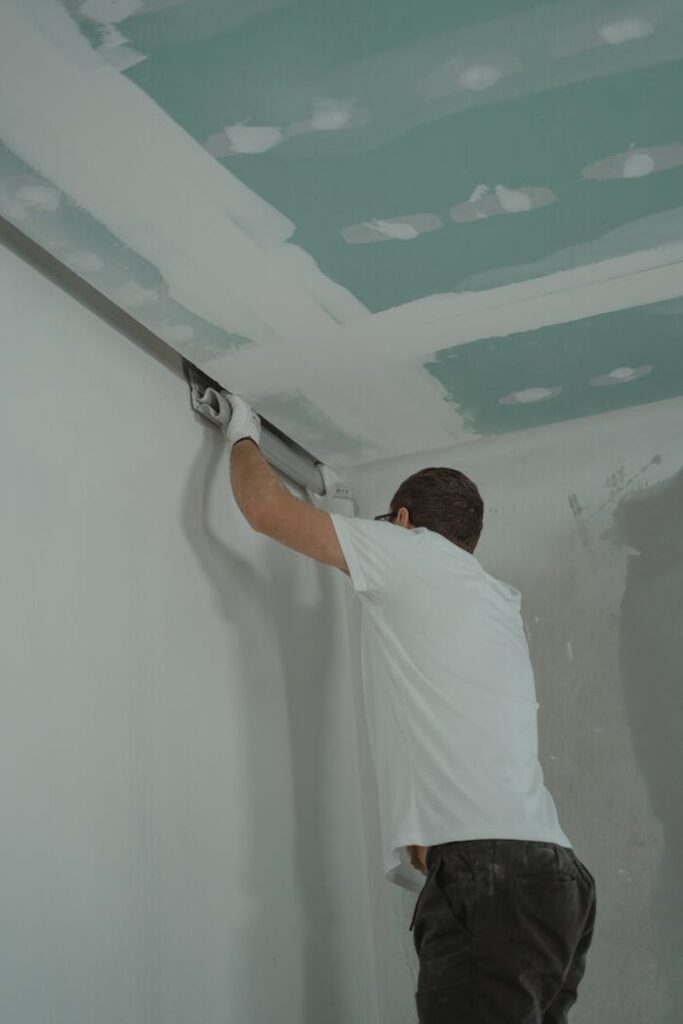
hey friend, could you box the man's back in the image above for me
[330,513,571,892]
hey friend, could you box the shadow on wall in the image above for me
[179,426,343,1024]
[609,465,683,1021]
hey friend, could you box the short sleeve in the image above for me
[329,512,414,603]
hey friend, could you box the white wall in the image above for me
[4,234,681,1024]
[0,244,379,1024]
[346,398,683,1024]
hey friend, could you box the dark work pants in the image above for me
[409,839,597,1023]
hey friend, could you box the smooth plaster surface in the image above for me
[0,242,379,1024]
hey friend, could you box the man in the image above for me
[193,388,597,1024]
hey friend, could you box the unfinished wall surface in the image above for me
[345,401,682,1024]
[0,243,379,1024]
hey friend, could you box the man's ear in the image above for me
[396,507,412,529]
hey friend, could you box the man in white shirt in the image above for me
[193,388,597,1024]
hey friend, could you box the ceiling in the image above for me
[1,0,682,466]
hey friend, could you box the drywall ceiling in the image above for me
[1,0,682,467]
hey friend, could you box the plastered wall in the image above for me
[3,232,680,1024]
[345,399,683,1024]
[0,243,379,1024]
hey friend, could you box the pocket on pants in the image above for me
[434,858,477,940]
[409,884,426,932]
[516,843,578,888]
[412,854,476,954]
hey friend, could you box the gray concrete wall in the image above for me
[345,398,683,1023]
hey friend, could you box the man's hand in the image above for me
[409,845,429,875]
[191,387,261,448]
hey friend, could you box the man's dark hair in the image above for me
[389,467,484,553]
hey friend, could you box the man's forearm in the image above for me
[219,400,344,570]
[230,438,291,522]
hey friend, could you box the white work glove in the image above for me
[191,387,261,447]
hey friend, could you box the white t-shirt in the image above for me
[330,513,572,893]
